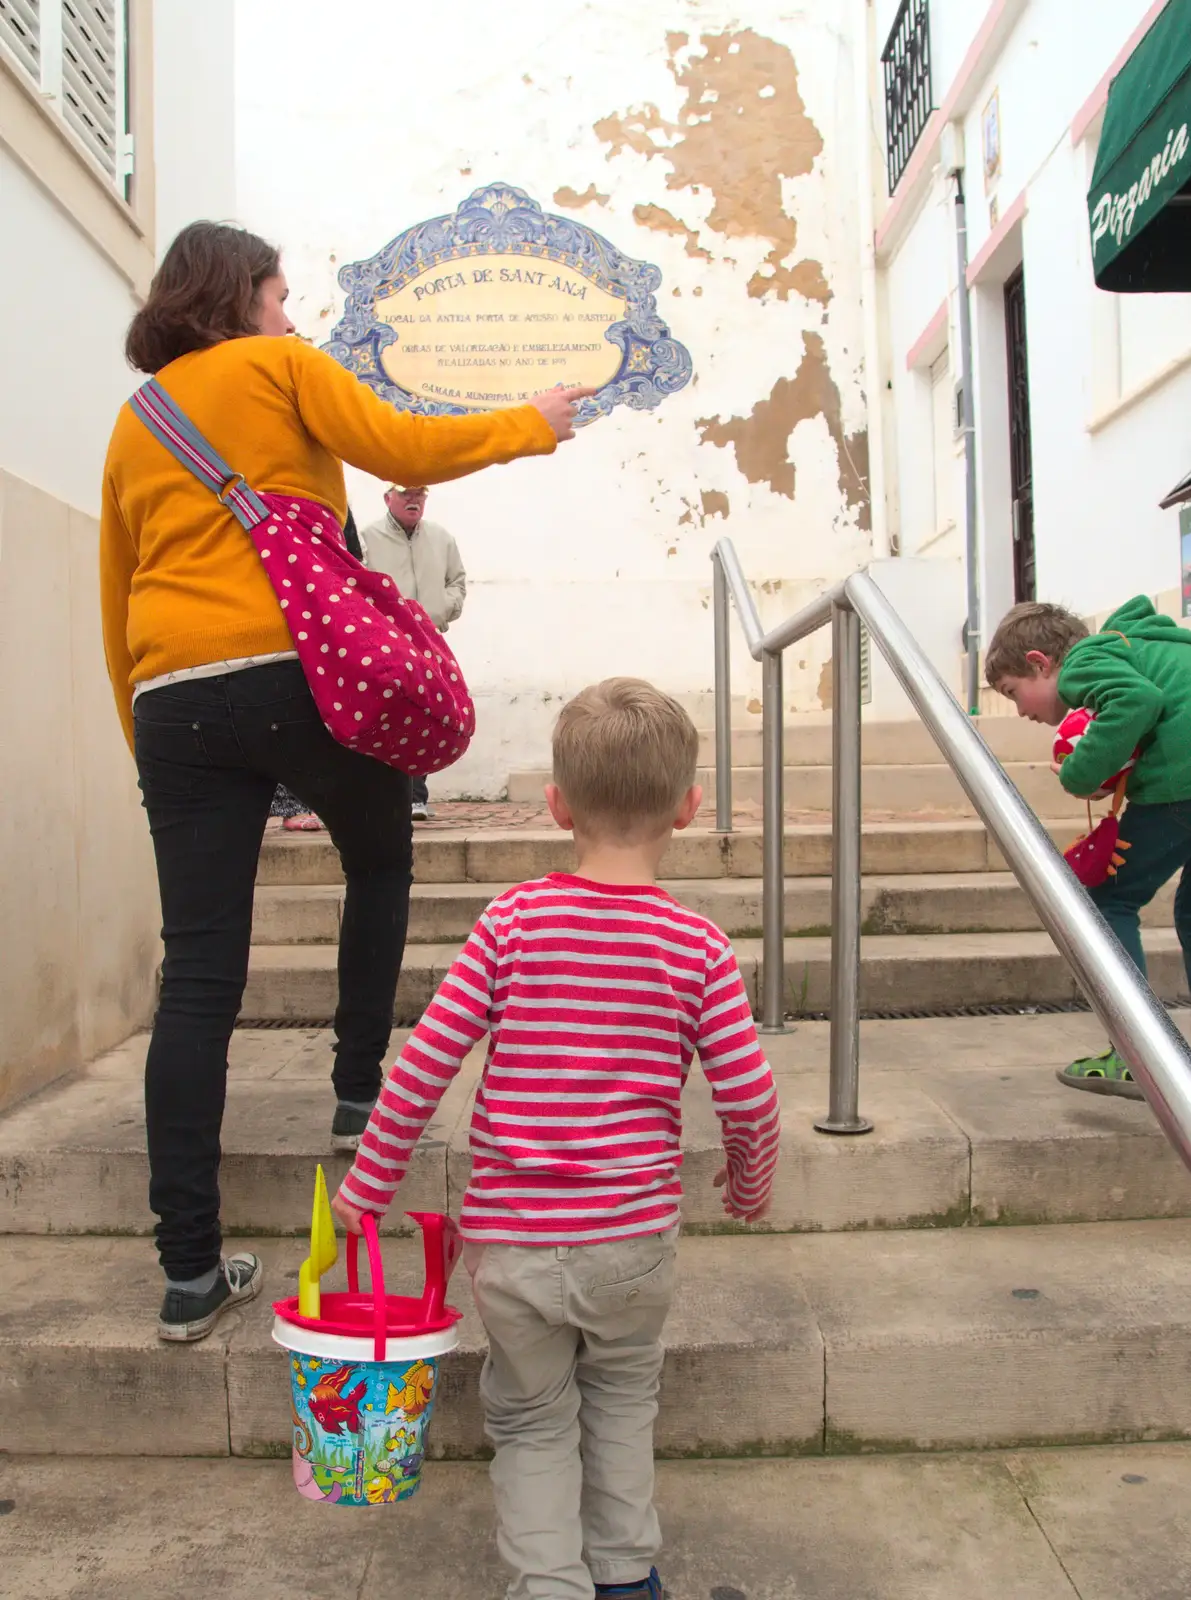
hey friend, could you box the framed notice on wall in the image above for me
[982,91,1001,195]
[325,183,692,425]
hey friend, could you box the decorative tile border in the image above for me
[325,183,693,421]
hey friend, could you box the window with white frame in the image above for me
[0,0,132,196]
[929,350,959,547]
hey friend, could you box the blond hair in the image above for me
[552,678,699,837]
[985,602,1089,685]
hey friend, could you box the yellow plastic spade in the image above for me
[298,1164,338,1318]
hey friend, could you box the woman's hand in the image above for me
[528,384,600,442]
[331,1191,368,1235]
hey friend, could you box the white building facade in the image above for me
[873,0,1189,704]
[0,0,235,1108]
[234,0,878,795]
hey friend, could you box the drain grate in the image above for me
[235,1017,334,1029]
[236,999,1190,1030]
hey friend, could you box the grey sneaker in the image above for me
[411,800,432,822]
[158,1253,263,1343]
[331,1100,375,1152]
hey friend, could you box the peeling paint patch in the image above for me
[595,29,828,306]
[697,333,870,527]
[818,657,833,711]
[677,491,730,528]
[632,203,712,260]
[554,184,609,209]
[747,698,762,716]
[748,258,831,306]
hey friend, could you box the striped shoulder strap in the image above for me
[129,377,270,532]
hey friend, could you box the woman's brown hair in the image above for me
[125,221,281,373]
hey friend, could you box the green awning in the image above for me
[1089,0,1191,292]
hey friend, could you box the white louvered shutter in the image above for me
[0,0,40,81]
[61,0,121,179]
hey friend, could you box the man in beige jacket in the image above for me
[360,485,467,819]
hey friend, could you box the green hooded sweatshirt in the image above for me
[1057,596,1191,804]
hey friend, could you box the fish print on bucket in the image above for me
[289,1353,441,1506]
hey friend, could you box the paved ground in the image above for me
[4,1445,1191,1598]
[211,1010,1191,1081]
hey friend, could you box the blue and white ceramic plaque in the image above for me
[325,183,693,422]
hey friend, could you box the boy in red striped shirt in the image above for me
[334,678,781,1600]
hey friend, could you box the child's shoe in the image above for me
[1056,1046,1145,1101]
[158,1252,263,1342]
[595,1572,665,1599]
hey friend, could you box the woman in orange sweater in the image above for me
[102,222,591,1342]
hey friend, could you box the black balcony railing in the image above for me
[882,0,933,193]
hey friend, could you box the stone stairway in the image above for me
[3,717,1191,1468]
[243,817,1185,1023]
[508,714,1090,818]
[238,717,1184,1024]
[5,1013,1191,1460]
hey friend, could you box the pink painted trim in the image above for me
[875,0,1015,254]
[906,298,949,369]
[965,189,1027,286]
[1071,0,1170,148]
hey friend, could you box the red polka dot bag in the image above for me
[130,378,474,776]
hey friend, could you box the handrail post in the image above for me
[712,554,733,832]
[759,649,786,1033]
[816,602,872,1134]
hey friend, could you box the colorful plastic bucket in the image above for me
[273,1212,462,1507]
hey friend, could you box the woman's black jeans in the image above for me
[133,660,412,1280]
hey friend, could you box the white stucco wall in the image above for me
[0,144,153,1107]
[152,0,237,256]
[0,148,140,515]
[234,0,872,795]
[880,0,1186,647]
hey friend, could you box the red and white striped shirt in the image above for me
[340,873,781,1246]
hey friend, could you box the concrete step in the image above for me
[10,1446,1191,1600]
[257,819,1087,888]
[695,715,1053,769]
[508,761,1088,817]
[8,1220,1191,1456]
[252,872,1179,945]
[239,928,1189,1023]
[12,1018,1190,1239]
[767,928,1188,1016]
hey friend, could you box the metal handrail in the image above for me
[711,537,1191,1170]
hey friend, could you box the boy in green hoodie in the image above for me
[986,595,1191,1098]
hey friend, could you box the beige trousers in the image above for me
[463,1227,679,1600]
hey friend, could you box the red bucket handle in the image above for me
[345,1212,462,1362]
[346,1215,388,1362]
